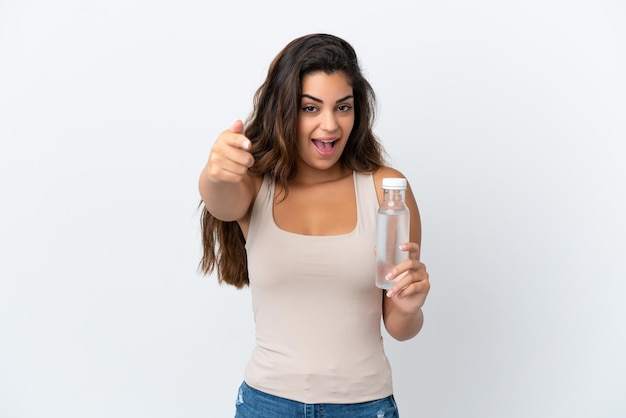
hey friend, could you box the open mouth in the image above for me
[312,139,338,152]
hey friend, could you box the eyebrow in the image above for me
[301,94,354,104]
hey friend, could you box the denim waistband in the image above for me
[234,381,399,418]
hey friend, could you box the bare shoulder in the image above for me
[372,166,406,183]
[372,166,408,189]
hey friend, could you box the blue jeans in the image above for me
[234,381,400,418]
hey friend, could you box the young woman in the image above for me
[199,33,430,417]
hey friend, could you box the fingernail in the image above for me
[385,272,393,281]
[386,289,394,297]
[243,140,251,150]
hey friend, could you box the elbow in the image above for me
[385,326,420,342]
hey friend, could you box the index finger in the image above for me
[221,121,251,151]
[400,242,420,260]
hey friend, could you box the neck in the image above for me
[291,164,352,186]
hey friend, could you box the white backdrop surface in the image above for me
[1,1,625,417]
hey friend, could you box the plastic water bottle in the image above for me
[376,178,410,289]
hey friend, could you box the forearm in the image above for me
[383,305,424,341]
[198,170,253,222]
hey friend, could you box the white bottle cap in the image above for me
[382,177,407,190]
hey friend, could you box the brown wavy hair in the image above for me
[199,33,386,288]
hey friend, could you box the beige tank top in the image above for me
[244,171,393,404]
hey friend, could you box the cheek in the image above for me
[343,118,355,136]
[297,117,311,137]
[296,125,308,143]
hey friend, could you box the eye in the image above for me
[301,105,318,113]
[337,104,353,112]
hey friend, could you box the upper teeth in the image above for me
[321,140,335,143]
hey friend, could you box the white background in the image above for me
[1,1,625,417]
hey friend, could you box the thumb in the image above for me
[230,119,244,134]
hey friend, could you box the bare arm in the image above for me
[198,120,257,222]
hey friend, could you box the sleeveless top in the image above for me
[244,172,393,404]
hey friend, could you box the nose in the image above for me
[320,110,338,132]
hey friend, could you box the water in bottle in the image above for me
[376,178,410,289]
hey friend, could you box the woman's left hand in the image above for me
[385,242,430,315]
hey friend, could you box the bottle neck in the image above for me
[383,188,405,202]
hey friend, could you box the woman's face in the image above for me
[296,71,355,174]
